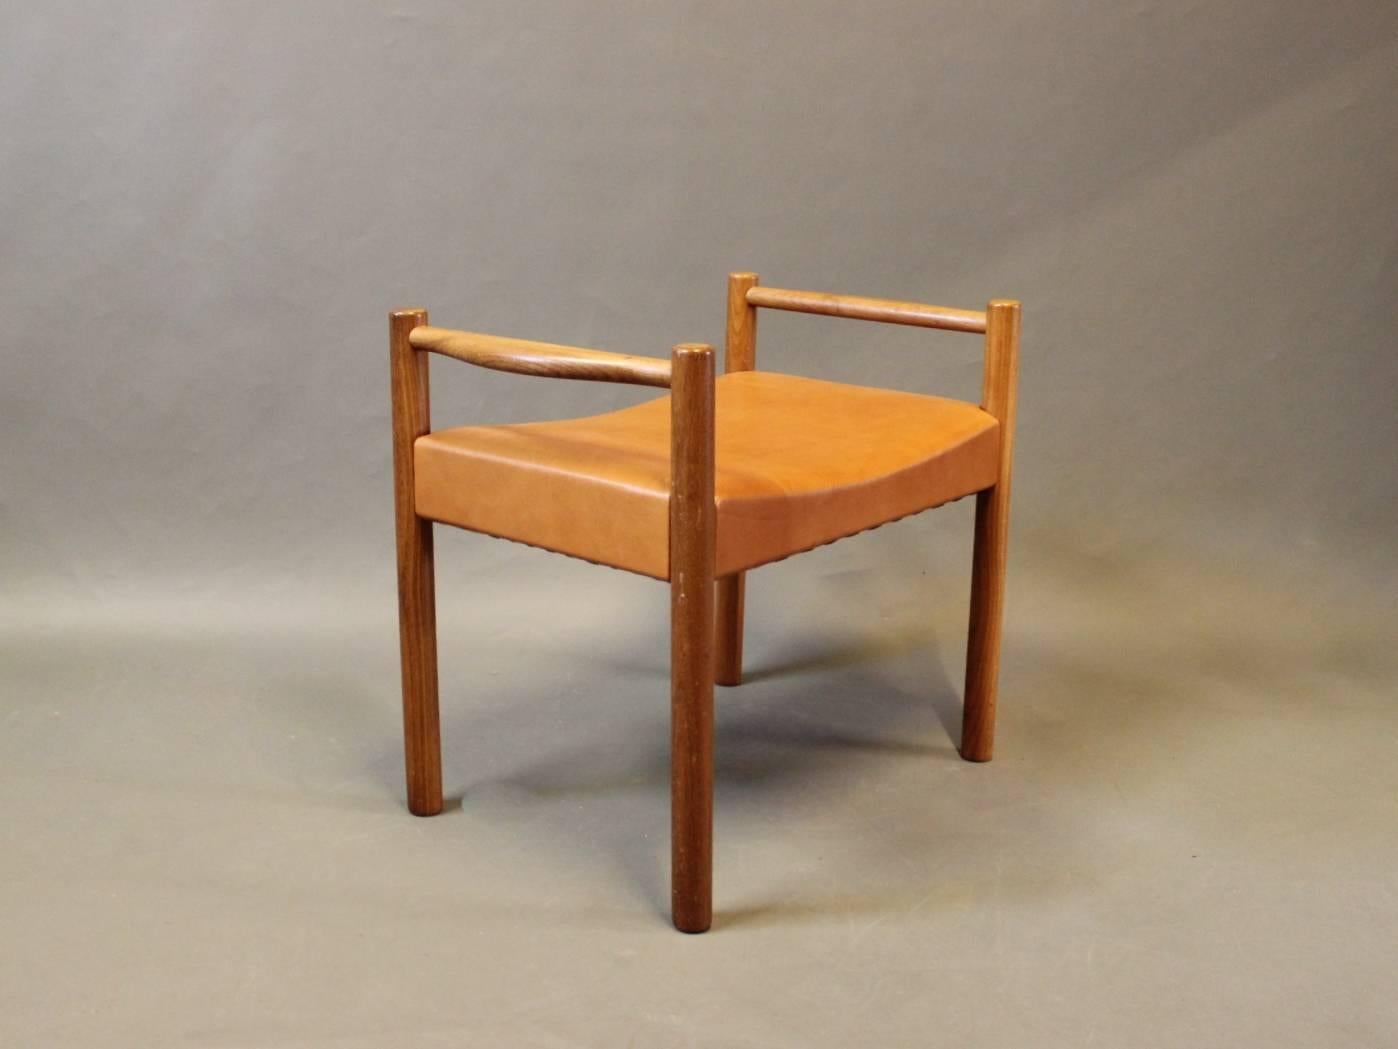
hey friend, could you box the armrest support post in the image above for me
[962,299,1020,762]
[717,273,758,686]
[388,307,443,815]
[669,341,716,932]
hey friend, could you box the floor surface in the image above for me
[3,529,1396,1047]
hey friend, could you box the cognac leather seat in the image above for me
[414,370,1000,579]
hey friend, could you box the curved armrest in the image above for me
[747,286,987,334]
[408,326,673,388]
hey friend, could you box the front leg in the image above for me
[669,343,716,932]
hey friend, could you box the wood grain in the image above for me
[746,286,987,334]
[723,271,759,373]
[390,308,444,815]
[961,300,1021,762]
[669,343,716,933]
[716,272,759,686]
[409,325,672,388]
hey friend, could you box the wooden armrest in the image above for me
[408,326,673,388]
[746,286,987,334]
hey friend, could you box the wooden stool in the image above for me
[389,274,1020,932]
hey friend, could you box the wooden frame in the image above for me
[745,285,988,334]
[717,280,1019,761]
[961,300,1020,760]
[387,276,1018,933]
[408,325,673,388]
[390,312,719,930]
[669,344,716,932]
[715,272,758,687]
[389,308,443,817]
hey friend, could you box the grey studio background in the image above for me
[3,3,1396,1047]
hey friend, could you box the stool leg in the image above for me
[391,308,443,816]
[961,485,1008,761]
[715,573,745,686]
[396,515,443,814]
[715,273,758,689]
[670,343,716,933]
[960,300,1019,763]
[672,562,715,931]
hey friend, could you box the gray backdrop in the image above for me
[3,4,1397,1046]
[5,1,1395,611]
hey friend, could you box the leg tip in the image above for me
[407,794,445,817]
[958,745,993,763]
[671,892,712,933]
[672,913,712,934]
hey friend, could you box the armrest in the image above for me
[408,325,672,388]
[747,286,987,334]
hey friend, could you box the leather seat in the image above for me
[414,370,1000,579]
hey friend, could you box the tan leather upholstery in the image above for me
[414,370,1000,579]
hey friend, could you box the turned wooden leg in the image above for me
[715,573,745,686]
[960,300,1019,763]
[670,343,716,932]
[391,308,444,815]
